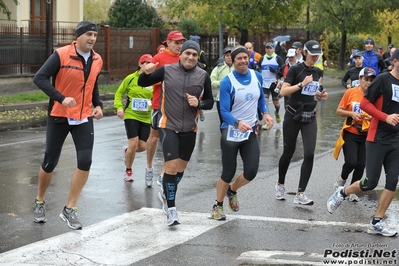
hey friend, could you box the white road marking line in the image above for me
[1,208,395,265]
[0,138,44,147]
[229,213,370,228]
[0,208,221,265]
[238,251,322,265]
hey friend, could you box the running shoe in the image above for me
[158,189,168,215]
[59,206,82,230]
[200,110,205,121]
[261,123,269,130]
[293,192,314,205]
[156,174,163,186]
[327,187,345,213]
[275,112,281,123]
[348,194,359,202]
[33,199,47,223]
[226,189,239,212]
[210,205,226,221]
[145,168,153,188]
[166,207,180,226]
[124,169,133,182]
[275,183,285,200]
[367,219,397,237]
[333,176,346,192]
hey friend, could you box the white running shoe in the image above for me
[327,187,345,213]
[156,174,163,186]
[145,168,153,188]
[367,219,397,237]
[293,192,314,205]
[166,207,180,226]
[124,169,133,182]
[275,184,285,200]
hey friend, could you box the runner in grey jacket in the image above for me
[138,61,213,132]
[138,40,214,226]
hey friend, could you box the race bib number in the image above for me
[301,81,319,96]
[391,84,399,103]
[132,98,149,111]
[226,125,251,142]
[352,102,364,114]
[67,117,88,125]
[351,79,360,87]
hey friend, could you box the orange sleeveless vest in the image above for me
[50,42,103,120]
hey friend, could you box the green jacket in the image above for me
[210,62,234,101]
[114,71,153,123]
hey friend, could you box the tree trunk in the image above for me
[387,36,392,46]
[240,29,248,46]
[338,31,347,70]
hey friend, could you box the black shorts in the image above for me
[124,119,150,141]
[151,109,159,130]
[42,117,94,172]
[263,82,279,101]
[158,128,196,162]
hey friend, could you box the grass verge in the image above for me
[0,84,119,105]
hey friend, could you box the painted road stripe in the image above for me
[0,208,396,265]
[238,251,322,265]
[0,208,222,265]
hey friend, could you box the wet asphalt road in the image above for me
[0,85,398,265]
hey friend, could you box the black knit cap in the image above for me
[180,40,200,54]
[75,20,98,38]
[231,47,248,62]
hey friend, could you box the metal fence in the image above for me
[0,20,313,79]
[0,21,160,79]
[0,34,50,75]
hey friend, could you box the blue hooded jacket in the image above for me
[362,50,384,75]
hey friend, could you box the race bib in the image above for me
[226,125,251,142]
[301,81,319,96]
[391,84,399,103]
[351,80,360,87]
[67,117,88,125]
[132,98,149,111]
[352,102,364,114]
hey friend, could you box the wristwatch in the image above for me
[297,82,303,89]
[234,120,240,128]
[198,100,204,108]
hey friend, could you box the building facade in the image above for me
[1,0,83,27]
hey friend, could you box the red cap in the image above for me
[157,44,165,53]
[166,30,186,41]
[138,54,153,64]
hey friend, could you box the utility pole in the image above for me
[45,0,52,57]
[219,22,223,57]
